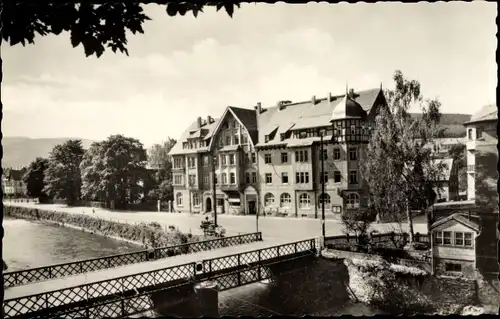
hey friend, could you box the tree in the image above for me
[44,140,85,205]
[22,157,50,199]
[148,138,176,171]
[360,70,446,246]
[448,143,467,193]
[2,2,241,58]
[341,208,377,246]
[80,134,148,209]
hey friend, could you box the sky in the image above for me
[2,2,497,147]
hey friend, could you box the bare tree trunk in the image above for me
[406,197,415,246]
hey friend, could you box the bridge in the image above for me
[3,233,319,318]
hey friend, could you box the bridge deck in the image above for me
[5,238,291,301]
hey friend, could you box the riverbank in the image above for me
[4,205,206,249]
[321,248,493,315]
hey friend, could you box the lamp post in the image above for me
[211,153,218,227]
[320,131,326,239]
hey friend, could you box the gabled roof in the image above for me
[3,169,24,181]
[464,104,497,125]
[257,88,383,145]
[430,212,480,233]
[168,117,220,156]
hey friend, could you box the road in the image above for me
[5,202,428,241]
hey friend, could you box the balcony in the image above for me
[172,167,186,172]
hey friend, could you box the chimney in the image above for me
[257,102,262,114]
[312,95,316,105]
[327,92,332,102]
[206,115,212,124]
[278,101,287,111]
[197,116,202,128]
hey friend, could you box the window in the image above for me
[349,171,358,184]
[455,232,464,246]
[176,193,183,206]
[265,173,272,184]
[468,128,473,140]
[321,149,328,160]
[188,157,196,168]
[203,174,209,185]
[203,156,209,167]
[245,172,250,184]
[281,172,289,184]
[188,174,196,186]
[265,135,270,143]
[332,205,342,213]
[264,193,275,206]
[443,231,452,245]
[215,174,219,184]
[333,171,341,183]
[465,233,473,247]
[299,193,311,209]
[265,154,272,164]
[226,136,231,145]
[295,172,309,184]
[217,198,224,206]
[174,175,183,185]
[320,171,328,184]
[222,173,227,184]
[281,152,288,163]
[251,172,257,183]
[346,193,360,209]
[221,155,227,166]
[193,193,200,207]
[229,173,236,184]
[445,263,462,272]
[174,157,183,168]
[280,193,292,208]
[242,134,248,145]
[229,154,235,165]
[234,135,239,145]
[333,148,341,160]
[349,148,357,161]
[251,153,256,164]
[434,231,443,245]
[295,150,309,162]
[318,193,331,209]
[218,138,224,148]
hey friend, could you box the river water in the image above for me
[3,218,383,316]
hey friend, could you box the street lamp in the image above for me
[320,130,326,239]
[211,152,218,227]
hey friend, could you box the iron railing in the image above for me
[4,232,262,288]
[3,238,315,319]
[49,251,315,319]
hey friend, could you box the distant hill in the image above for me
[1,137,96,169]
[409,113,472,138]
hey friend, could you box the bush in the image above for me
[4,206,191,249]
[341,208,377,244]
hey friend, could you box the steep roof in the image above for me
[3,169,23,181]
[330,95,366,121]
[168,117,220,156]
[257,88,383,146]
[430,212,480,233]
[228,106,259,145]
[464,104,497,125]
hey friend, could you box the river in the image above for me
[3,218,383,316]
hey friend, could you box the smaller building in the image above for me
[430,212,480,278]
[2,168,25,197]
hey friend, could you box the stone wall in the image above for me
[434,257,476,278]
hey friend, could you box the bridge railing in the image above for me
[3,232,262,288]
[3,238,316,319]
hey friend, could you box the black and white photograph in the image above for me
[1,1,498,317]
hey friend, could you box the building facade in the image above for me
[169,87,387,217]
[2,168,26,197]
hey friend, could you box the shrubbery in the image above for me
[4,206,205,248]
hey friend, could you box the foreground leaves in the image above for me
[2,1,242,58]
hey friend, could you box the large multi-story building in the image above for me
[169,87,387,217]
[2,168,26,197]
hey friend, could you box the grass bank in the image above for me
[4,205,208,249]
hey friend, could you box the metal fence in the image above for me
[325,232,430,248]
[4,232,262,288]
[4,238,316,319]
